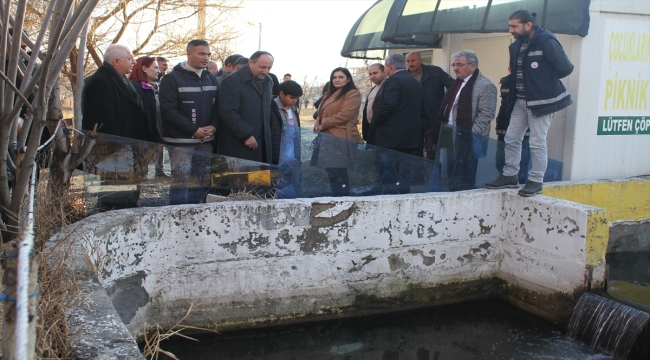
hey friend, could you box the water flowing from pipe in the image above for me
[567,292,649,359]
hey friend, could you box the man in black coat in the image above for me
[82,44,148,209]
[218,51,274,164]
[367,54,423,194]
[82,44,147,141]
[406,52,454,159]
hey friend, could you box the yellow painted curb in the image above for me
[585,210,609,266]
[542,179,650,222]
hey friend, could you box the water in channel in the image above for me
[149,300,615,359]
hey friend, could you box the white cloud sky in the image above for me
[229,0,377,84]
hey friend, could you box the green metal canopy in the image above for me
[340,0,436,59]
[381,0,591,46]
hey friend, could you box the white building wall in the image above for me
[563,2,650,180]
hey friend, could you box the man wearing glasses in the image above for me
[431,50,497,191]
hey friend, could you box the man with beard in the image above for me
[218,51,274,163]
[486,10,573,197]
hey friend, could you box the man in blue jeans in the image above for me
[486,10,574,196]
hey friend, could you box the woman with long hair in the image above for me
[312,67,361,196]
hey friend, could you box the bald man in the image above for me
[208,60,219,75]
[406,52,454,159]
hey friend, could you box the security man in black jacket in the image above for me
[159,39,218,204]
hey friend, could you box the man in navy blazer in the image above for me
[367,54,423,194]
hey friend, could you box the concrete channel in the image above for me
[51,177,649,359]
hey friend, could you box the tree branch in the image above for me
[0,71,36,114]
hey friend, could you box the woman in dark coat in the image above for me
[129,56,164,179]
[129,56,162,143]
[312,67,361,196]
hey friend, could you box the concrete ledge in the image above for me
[52,188,612,358]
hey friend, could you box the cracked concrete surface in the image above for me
[52,190,611,359]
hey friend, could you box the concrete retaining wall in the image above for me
[543,177,650,265]
[56,187,612,358]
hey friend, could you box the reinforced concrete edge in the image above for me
[51,187,615,358]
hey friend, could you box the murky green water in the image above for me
[150,300,614,359]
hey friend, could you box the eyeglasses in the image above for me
[452,63,468,67]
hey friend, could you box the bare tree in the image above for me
[1,0,99,240]
[69,0,242,90]
[298,74,322,108]
[351,60,373,102]
[18,0,243,117]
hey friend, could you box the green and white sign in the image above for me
[597,19,650,135]
[598,117,650,135]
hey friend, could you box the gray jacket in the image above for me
[449,71,497,137]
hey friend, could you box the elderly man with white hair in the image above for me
[82,44,151,142]
[82,44,152,210]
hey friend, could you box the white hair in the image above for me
[452,50,479,67]
[104,44,131,63]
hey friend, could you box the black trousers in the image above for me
[325,167,350,196]
[376,148,419,195]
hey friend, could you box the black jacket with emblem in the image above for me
[508,26,574,117]
[159,63,218,144]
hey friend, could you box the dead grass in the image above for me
[227,186,274,201]
[141,303,218,360]
[34,179,88,359]
[0,175,89,359]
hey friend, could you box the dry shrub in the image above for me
[141,303,218,360]
[28,175,88,359]
[227,188,270,201]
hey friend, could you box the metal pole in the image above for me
[258,23,262,51]
[3,163,39,360]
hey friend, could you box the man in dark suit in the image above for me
[218,51,274,163]
[367,54,423,194]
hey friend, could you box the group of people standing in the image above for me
[357,9,574,197]
[81,9,573,203]
[81,40,303,204]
